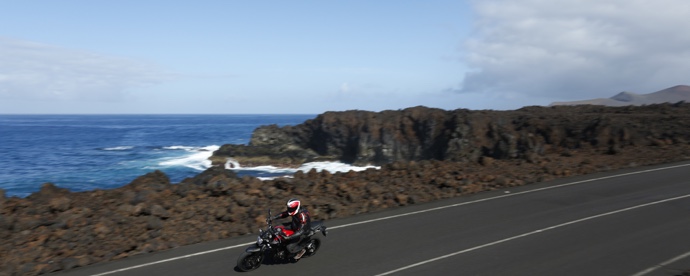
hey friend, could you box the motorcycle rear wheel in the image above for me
[237,251,263,272]
[302,238,321,258]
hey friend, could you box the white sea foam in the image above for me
[157,145,380,179]
[224,159,241,169]
[296,161,380,173]
[163,145,199,151]
[158,145,220,171]
[230,161,380,180]
[103,146,134,151]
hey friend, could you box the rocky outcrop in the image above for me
[2,103,690,275]
[213,103,690,167]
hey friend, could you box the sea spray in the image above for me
[230,161,380,180]
[158,145,220,171]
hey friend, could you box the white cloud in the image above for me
[339,82,351,93]
[0,37,173,102]
[460,0,690,104]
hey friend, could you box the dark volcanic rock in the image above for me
[212,124,322,167]
[2,103,690,275]
[182,165,238,186]
[181,166,242,196]
[125,170,171,191]
[212,104,690,166]
[27,183,70,201]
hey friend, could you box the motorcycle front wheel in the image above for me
[237,251,264,272]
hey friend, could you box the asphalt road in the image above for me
[50,161,690,276]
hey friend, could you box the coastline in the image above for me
[2,104,690,275]
[1,144,689,275]
[0,114,316,197]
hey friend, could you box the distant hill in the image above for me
[550,85,690,106]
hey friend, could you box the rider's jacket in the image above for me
[275,208,311,240]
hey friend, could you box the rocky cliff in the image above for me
[213,103,690,166]
[2,103,690,275]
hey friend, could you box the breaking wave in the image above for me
[102,146,135,151]
[225,159,380,180]
[157,145,220,171]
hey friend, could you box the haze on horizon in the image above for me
[1,0,689,114]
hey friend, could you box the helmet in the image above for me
[286,198,300,216]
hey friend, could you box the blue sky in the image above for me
[1,0,689,114]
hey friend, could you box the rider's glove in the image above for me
[277,231,288,240]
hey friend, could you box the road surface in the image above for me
[50,161,690,276]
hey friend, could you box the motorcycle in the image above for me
[236,209,328,272]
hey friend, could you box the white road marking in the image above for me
[375,193,690,276]
[92,163,690,275]
[330,163,690,230]
[630,250,690,276]
[90,244,253,276]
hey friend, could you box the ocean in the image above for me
[0,114,378,198]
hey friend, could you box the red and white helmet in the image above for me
[287,198,301,216]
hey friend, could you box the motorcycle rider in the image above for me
[272,198,311,260]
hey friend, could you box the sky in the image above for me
[1,0,689,114]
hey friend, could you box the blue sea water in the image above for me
[0,114,316,197]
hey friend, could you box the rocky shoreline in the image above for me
[2,103,690,275]
[213,103,690,167]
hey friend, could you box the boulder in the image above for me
[49,197,72,212]
[127,171,171,190]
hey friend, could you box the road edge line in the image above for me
[375,193,690,276]
[630,250,690,276]
[92,162,690,275]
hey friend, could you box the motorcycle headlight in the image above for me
[257,236,263,245]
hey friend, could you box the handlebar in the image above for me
[266,209,274,226]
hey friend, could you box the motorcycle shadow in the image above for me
[233,256,296,272]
